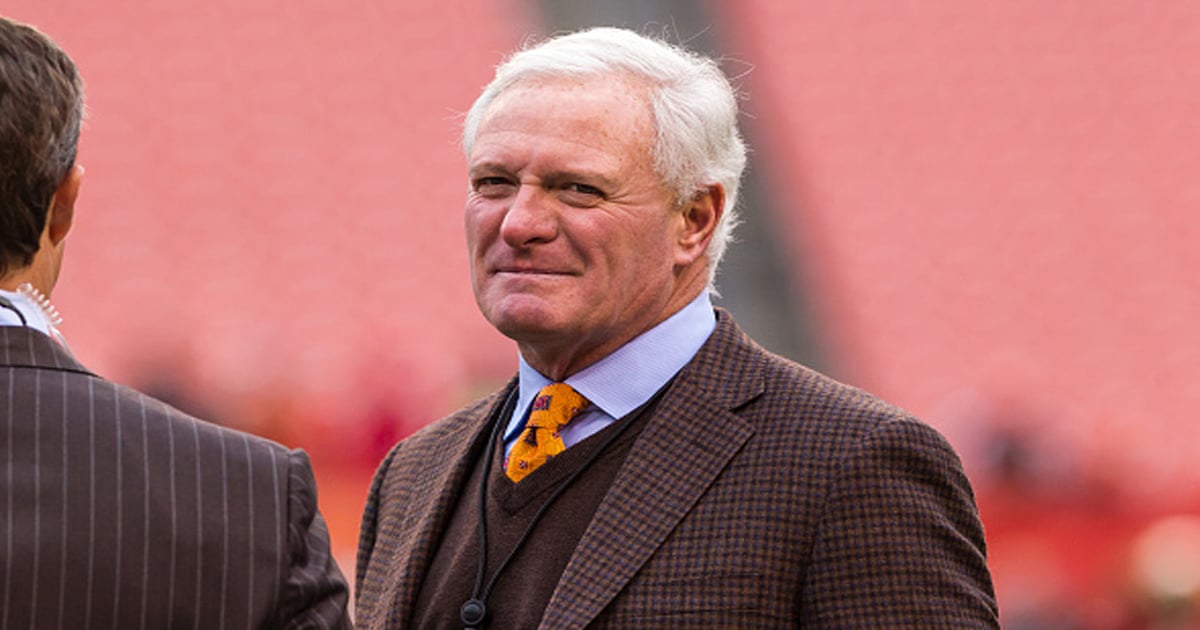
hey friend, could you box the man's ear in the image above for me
[674,183,725,266]
[46,164,84,246]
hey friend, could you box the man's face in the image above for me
[465,75,695,377]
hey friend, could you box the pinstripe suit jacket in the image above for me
[356,309,999,628]
[0,326,352,629]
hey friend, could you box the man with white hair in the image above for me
[356,26,998,628]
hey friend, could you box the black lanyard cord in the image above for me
[0,295,28,326]
[461,380,673,629]
[462,388,516,628]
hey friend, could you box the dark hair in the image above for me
[0,17,83,277]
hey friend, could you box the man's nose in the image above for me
[500,185,558,247]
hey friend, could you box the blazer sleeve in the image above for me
[800,418,1000,628]
[268,449,353,630]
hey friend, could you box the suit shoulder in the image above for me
[771,353,912,423]
[367,383,511,492]
[712,329,936,448]
[94,376,291,458]
[701,311,915,429]
[389,384,509,452]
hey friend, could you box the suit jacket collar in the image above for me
[0,326,94,377]
[540,307,761,628]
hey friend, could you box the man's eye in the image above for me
[559,183,605,205]
[567,183,602,196]
[473,177,515,197]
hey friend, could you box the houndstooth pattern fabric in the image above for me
[355,308,999,628]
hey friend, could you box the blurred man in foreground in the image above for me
[0,15,352,628]
[356,27,999,628]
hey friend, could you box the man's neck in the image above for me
[520,300,704,381]
[0,274,31,292]
[1,261,52,295]
[517,276,710,380]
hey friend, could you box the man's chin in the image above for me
[481,302,565,339]
[491,315,564,344]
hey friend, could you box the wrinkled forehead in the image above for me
[498,73,654,137]
[480,74,654,146]
[491,70,653,117]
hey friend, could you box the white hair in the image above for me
[462,27,747,288]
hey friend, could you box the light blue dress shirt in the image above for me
[503,290,717,455]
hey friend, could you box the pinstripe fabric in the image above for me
[356,309,998,628]
[0,327,352,629]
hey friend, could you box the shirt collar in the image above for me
[514,290,716,424]
[0,288,58,338]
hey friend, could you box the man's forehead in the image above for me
[506,69,651,94]
[480,79,652,142]
[490,72,651,116]
[468,73,659,181]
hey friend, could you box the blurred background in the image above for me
[5,0,1199,627]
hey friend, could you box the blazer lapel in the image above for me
[541,312,763,628]
[375,384,513,627]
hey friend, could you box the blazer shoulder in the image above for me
[365,379,513,507]
[758,347,940,452]
[704,310,915,424]
[1,327,291,460]
[96,375,293,460]
[387,380,513,456]
[701,310,939,451]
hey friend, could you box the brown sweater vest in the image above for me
[411,397,659,629]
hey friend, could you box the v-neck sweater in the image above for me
[410,394,662,629]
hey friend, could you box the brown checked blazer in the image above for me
[355,309,999,628]
[0,326,352,629]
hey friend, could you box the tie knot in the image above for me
[528,382,589,430]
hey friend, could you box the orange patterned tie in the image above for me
[506,383,589,482]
